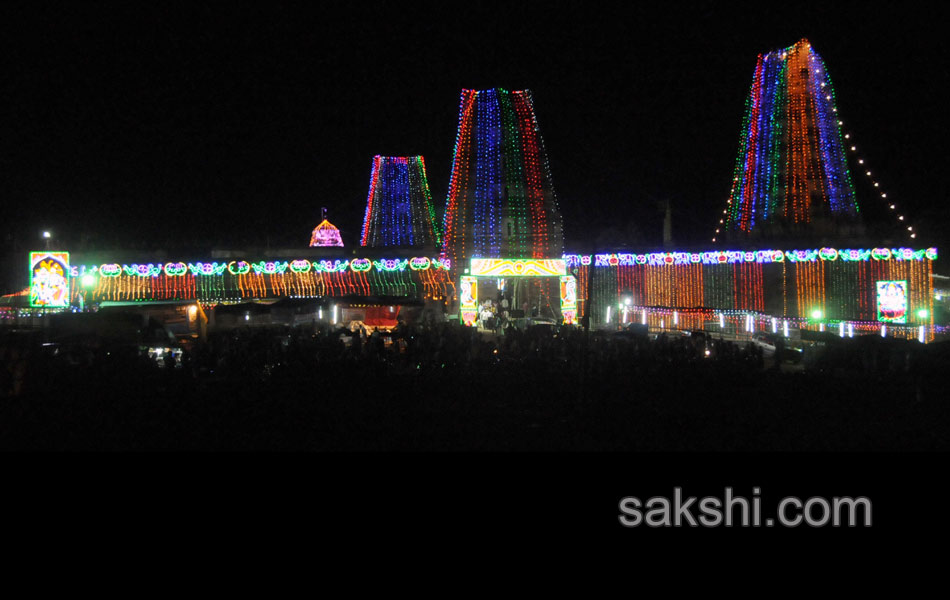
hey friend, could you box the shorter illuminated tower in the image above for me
[360,155,441,248]
[310,209,344,247]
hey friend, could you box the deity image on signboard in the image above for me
[876,280,907,323]
[30,252,70,308]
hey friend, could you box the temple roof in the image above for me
[310,219,344,247]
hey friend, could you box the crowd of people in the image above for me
[182,319,773,382]
[0,316,947,450]
[0,312,940,396]
[476,294,551,332]
[0,315,942,394]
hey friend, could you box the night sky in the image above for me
[3,2,949,282]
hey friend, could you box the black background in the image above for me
[7,453,947,555]
[3,1,949,270]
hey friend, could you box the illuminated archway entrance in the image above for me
[459,258,576,327]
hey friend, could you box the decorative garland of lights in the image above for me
[564,247,937,267]
[67,256,455,305]
[164,262,188,276]
[470,258,566,277]
[713,39,859,241]
[442,90,477,268]
[609,306,930,341]
[567,246,935,329]
[409,257,431,270]
[373,258,409,272]
[61,247,935,336]
[351,258,372,272]
[191,262,228,276]
[68,250,932,277]
[123,264,164,277]
[227,261,250,275]
[360,156,442,248]
[289,259,311,273]
[316,259,350,273]
[251,261,290,275]
[69,257,451,280]
[838,123,918,240]
[441,88,564,268]
[99,264,121,277]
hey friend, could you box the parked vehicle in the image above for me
[751,332,778,356]
[752,331,803,363]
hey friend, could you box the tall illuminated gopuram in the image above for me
[360,155,442,248]
[441,88,564,267]
[716,39,862,243]
[559,40,935,339]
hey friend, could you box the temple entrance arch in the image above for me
[459,258,576,327]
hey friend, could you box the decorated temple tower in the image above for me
[441,88,564,266]
[360,155,441,249]
[440,88,567,321]
[716,39,863,244]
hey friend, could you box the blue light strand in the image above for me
[486,89,502,257]
[472,91,488,257]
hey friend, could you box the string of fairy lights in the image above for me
[360,156,441,248]
[569,255,933,335]
[839,124,917,240]
[441,89,476,265]
[711,39,916,243]
[440,88,564,267]
[68,257,455,304]
[564,244,934,331]
[513,90,564,258]
[24,70,936,342]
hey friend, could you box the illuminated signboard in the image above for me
[30,252,70,308]
[469,258,566,277]
[876,280,908,323]
[560,275,577,325]
[459,276,478,326]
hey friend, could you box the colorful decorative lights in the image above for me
[310,219,344,248]
[164,262,188,277]
[360,156,442,248]
[351,258,372,272]
[251,261,289,275]
[373,258,409,272]
[569,246,936,330]
[124,264,163,277]
[64,256,455,305]
[470,258,567,277]
[560,275,577,325]
[289,259,312,273]
[30,252,70,308]
[441,89,564,268]
[409,257,431,270]
[191,262,228,276]
[99,264,121,277]
[837,122,919,240]
[876,280,908,323]
[564,247,937,267]
[227,261,250,275]
[717,39,858,240]
[459,276,478,326]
